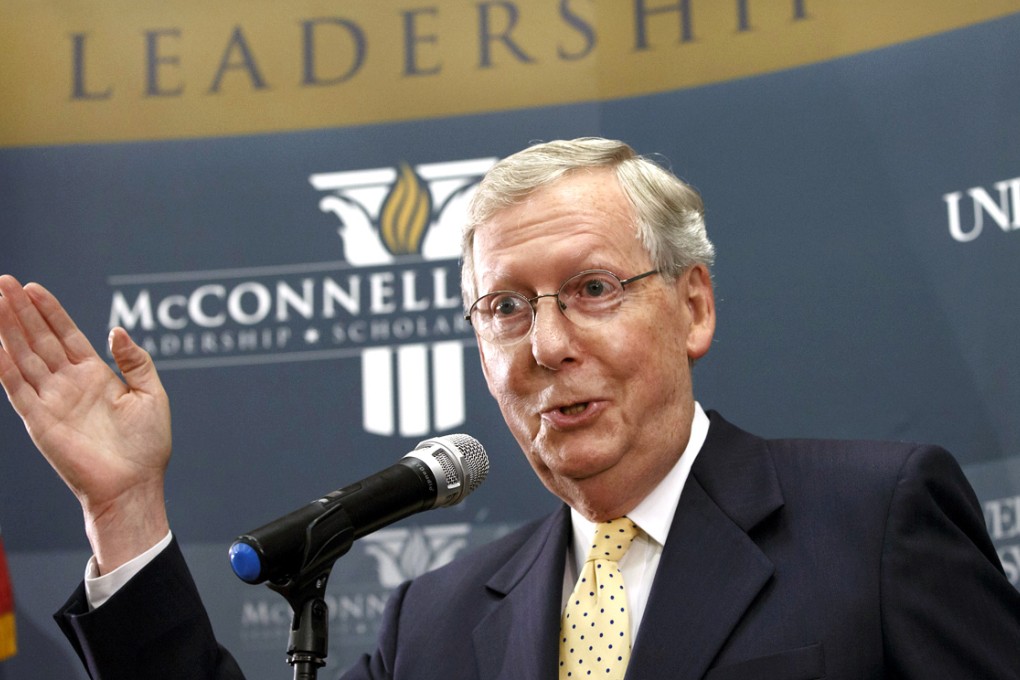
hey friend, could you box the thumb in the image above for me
[108,327,162,393]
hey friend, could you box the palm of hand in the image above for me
[27,348,171,514]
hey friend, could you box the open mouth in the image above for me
[560,403,589,416]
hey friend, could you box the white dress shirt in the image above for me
[84,529,172,609]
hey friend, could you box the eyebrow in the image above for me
[479,262,622,295]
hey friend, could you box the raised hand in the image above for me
[0,275,172,573]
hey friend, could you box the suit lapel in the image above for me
[466,413,783,680]
[472,507,571,680]
[626,412,785,680]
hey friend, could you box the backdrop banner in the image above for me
[2,3,1019,678]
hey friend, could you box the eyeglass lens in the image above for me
[469,270,649,345]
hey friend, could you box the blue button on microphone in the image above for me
[229,542,263,583]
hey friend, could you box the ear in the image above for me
[682,264,715,360]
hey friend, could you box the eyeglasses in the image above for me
[465,269,659,346]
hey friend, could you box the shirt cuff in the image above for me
[83,530,174,610]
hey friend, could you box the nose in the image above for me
[529,295,577,369]
[529,292,565,312]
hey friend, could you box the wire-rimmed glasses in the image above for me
[465,269,659,346]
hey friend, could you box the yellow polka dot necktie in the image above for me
[559,517,639,679]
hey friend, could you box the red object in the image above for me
[0,529,16,660]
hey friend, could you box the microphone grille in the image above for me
[412,434,490,506]
[445,433,489,495]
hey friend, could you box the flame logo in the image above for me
[379,162,432,255]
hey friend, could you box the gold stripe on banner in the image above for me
[1,1,1018,147]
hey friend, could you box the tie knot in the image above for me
[587,517,638,563]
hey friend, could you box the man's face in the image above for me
[471,169,715,521]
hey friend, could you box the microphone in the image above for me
[228,434,488,585]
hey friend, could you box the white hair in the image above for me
[461,137,714,306]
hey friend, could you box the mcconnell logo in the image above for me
[309,158,495,435]
[106,156,496,437]
[360,523,472,588]
[238,521,475,654]
[984,493,1020,586]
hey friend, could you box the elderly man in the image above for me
[0,138,1017,679]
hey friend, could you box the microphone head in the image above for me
[408,434,489,508]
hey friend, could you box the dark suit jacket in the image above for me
[56,412,1020,679]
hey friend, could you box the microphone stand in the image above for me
[268,564,335,680]
[253,499,359,678]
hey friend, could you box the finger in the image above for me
[0,333,41,414]
[24,282,99,364]
[0,275,73,372]
[109,327,165,396]
[0,278,55,389]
